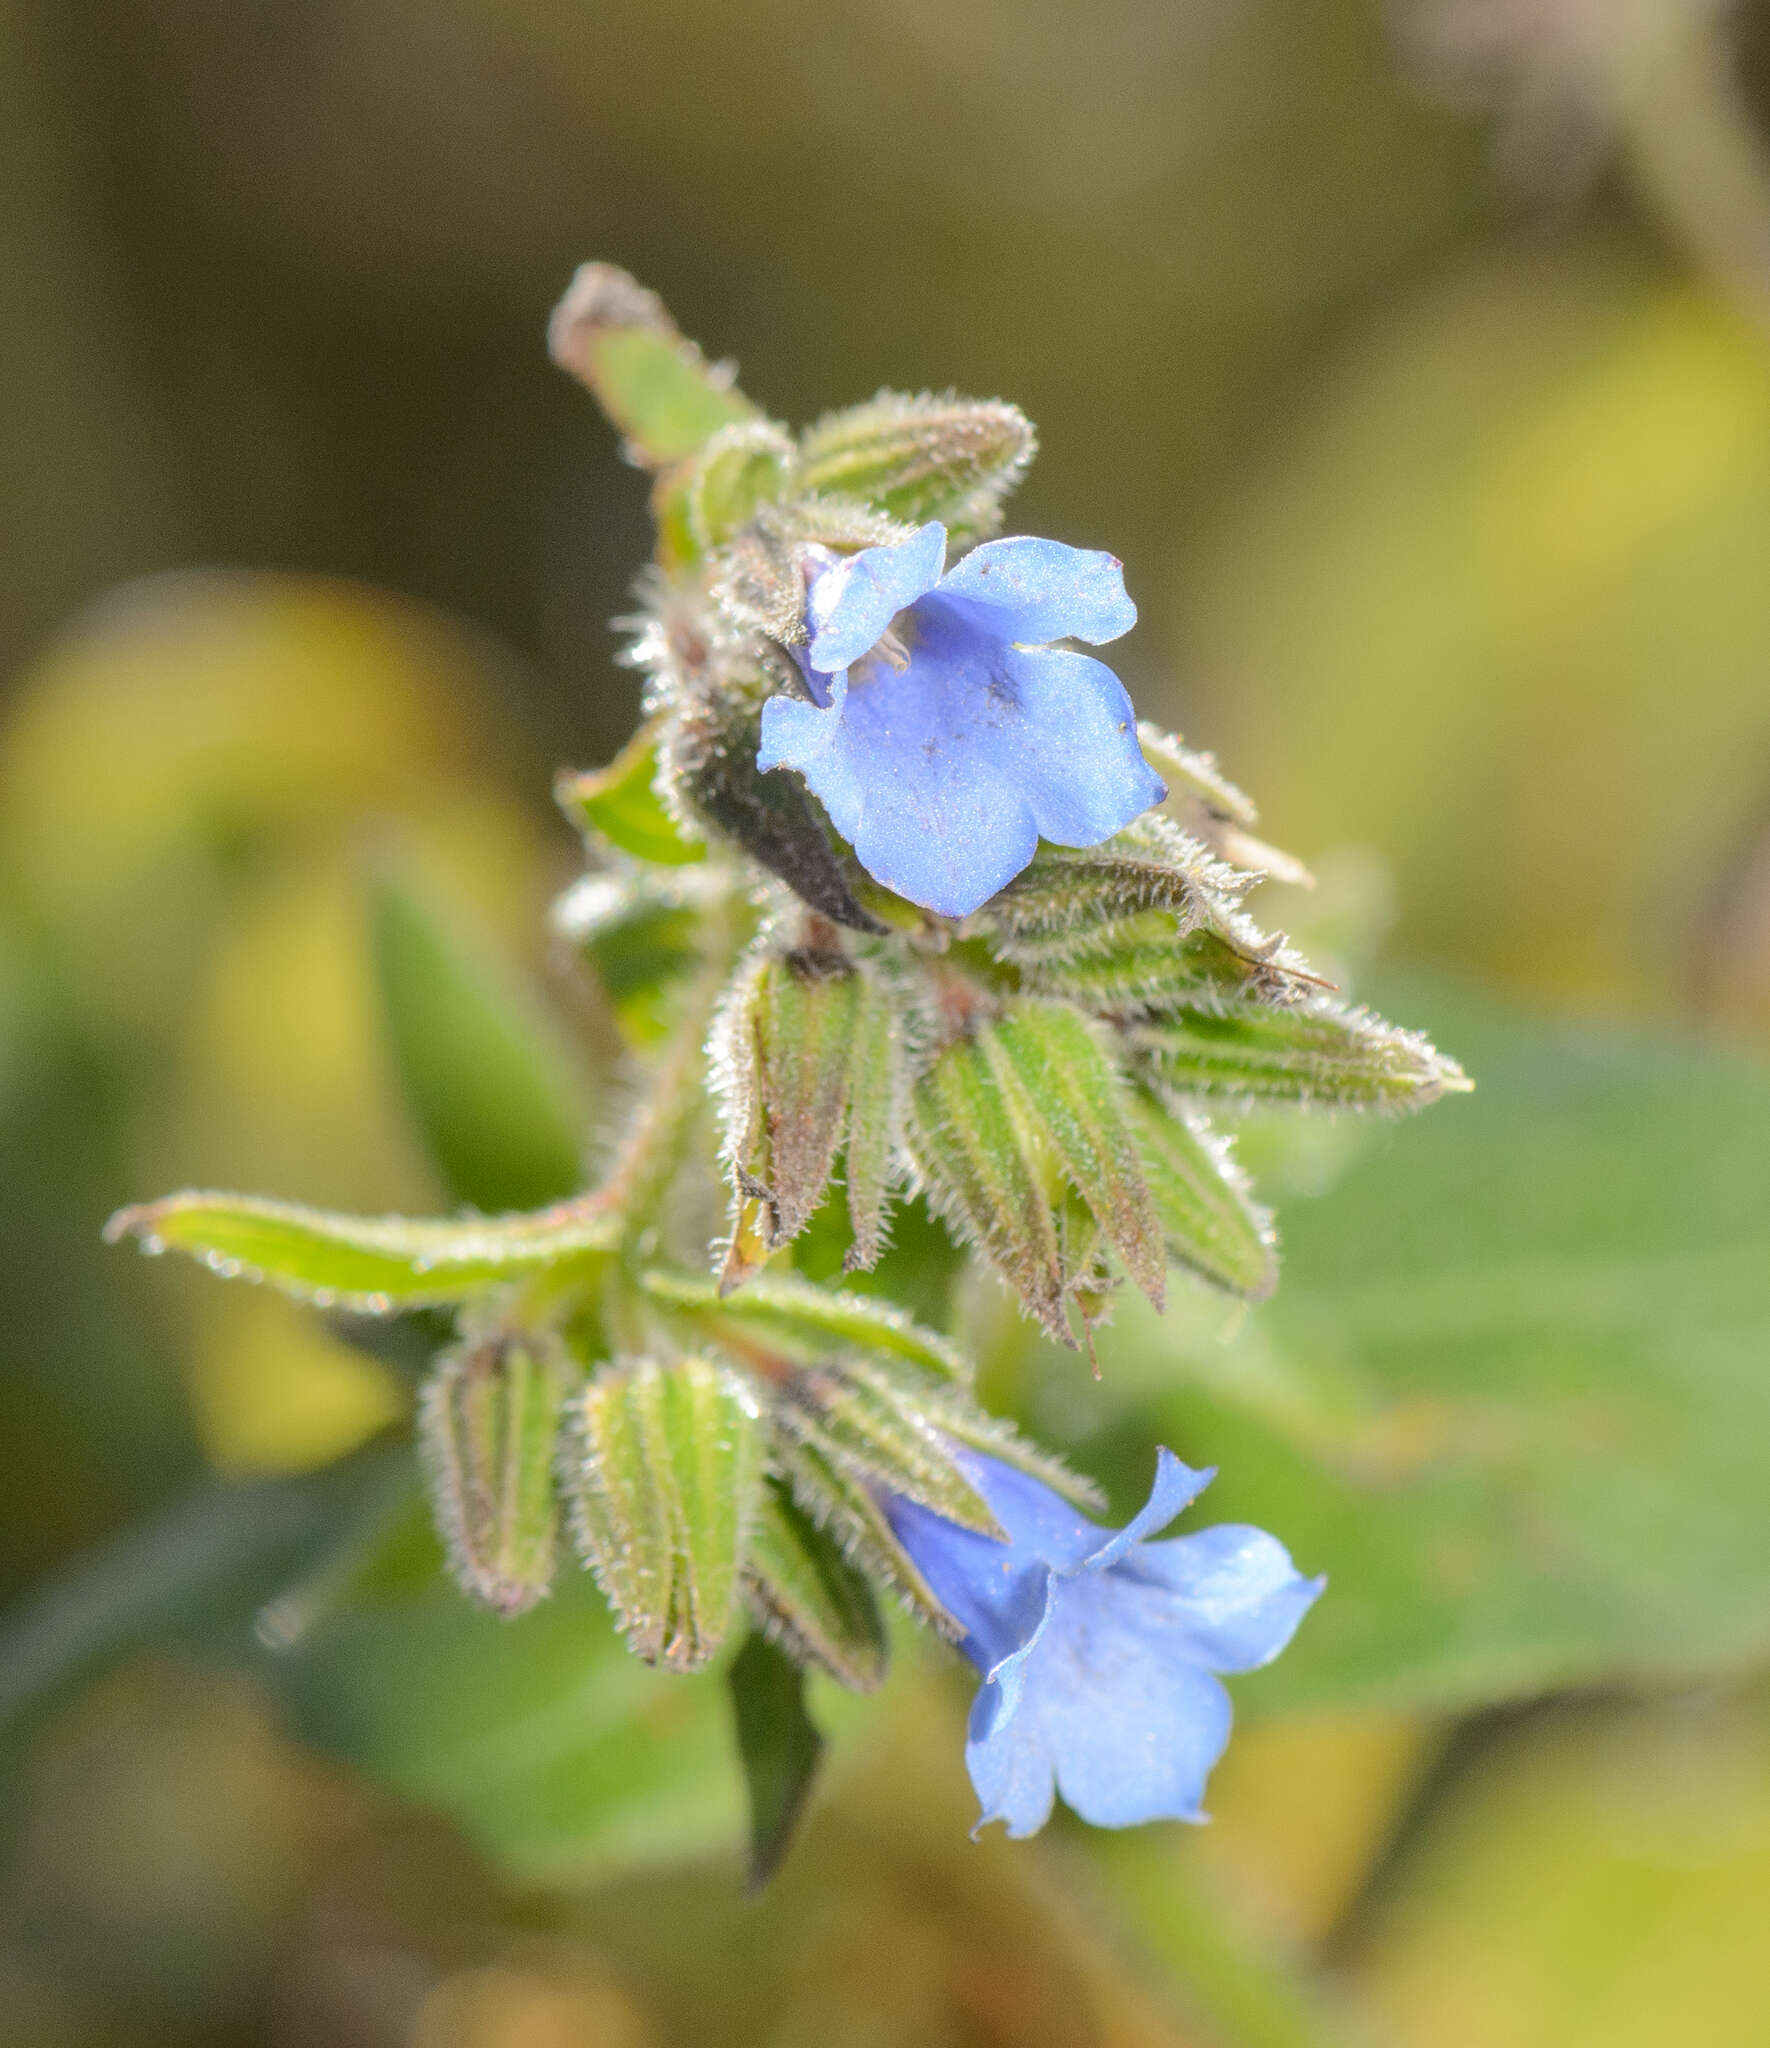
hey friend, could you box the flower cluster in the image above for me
[113,266,1464,1880]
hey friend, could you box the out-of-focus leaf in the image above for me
[552,867,729,1051]
[275,1544,743,1882]
[1354,1693,1770,2048]
[1187,264,1770,1013]
[1094,979,1770,1712]
[105,1190,618,1311]
[0,1449,407,1752]
[728,1630,823,1890]
[556,720,707,866]
[369,867,590,1213]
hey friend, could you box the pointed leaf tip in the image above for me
[728,1630,825,1888]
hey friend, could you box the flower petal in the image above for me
[966,1663,1059,1838]
[937,537,1136,646]
[951,1446,1106,1571]
[1126,1525,1326,1673]
[1081,1447,1215,1576]
[879,1489,1052,1673]
[758,599,1164,917]
[1041,1572,1233,1826]
[969,1570,1234,1831]
[983,644,1167,855]
[805,521,947,673]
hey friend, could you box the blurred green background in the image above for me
[6,1,1770,2043]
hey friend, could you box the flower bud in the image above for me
[797,392,1035,533]
[418,1331,573,1616]
[560,1356,763,1671]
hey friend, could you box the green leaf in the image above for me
[985,816,1250,945]
[906,1392,1106,1513]
[561,1357,762,1672]
[369,867,591,1213]
[990,1002,1167,1309]
[104,1190,619,1311]
[548,263,758,470]
[0,1449,407,1753]
[772,1435,958,1637]
[742,1478,887,1692]
[1128,1086,1276,1300]
[906,1030,1068,1342]
[796,392,1035,530]
[1133,723,1259,828]
[552,865,734,1051]
[728,1631,825,1890]
[719,947,863,1259]
[637,1267,968,1381]
[417,1333,574,1616]
[556,719,707,866]
[683,421,797,552]
[1096,979,1770,1712]
[1016,914,1308,1015]
[778,1360,1002,1537]
[1131,994,1468,1110]
[842,964,902,1271]
[1136,722,1313,887]
[277,1551,743,1882]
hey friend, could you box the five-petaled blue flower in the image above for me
[883,1444,1323,1838]
[755,521,1167,919]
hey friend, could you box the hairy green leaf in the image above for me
[797,392,1035,531]
[548,263,757,470]
[772,1436,958,1637]
[1132,995,1468,1110]
[742,1479,887,1693]
[778,1360,1002,1537]
[104,1191,619,1311]
[556,719,708,866]
[637,1267,968,1381]
[1128,1087,1276,1300]
[906,1029,1068,1342]
[842,964,903,1270]
[721,946,863,1254]
[990,1002,1166,1309]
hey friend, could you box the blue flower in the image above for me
[882,1445,1323,1838]
[755,521,1167,919]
